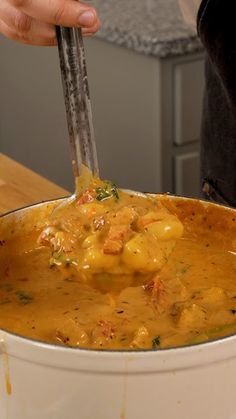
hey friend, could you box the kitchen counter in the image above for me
[93,0,203,58]
[0,154,68,214]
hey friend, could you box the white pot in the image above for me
[0,197,235,419]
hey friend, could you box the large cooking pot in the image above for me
[0,196,236,419]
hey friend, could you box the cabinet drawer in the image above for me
[174,60,205,145]
[174,152,200,197]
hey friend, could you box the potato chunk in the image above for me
[83,248,118,272]
[178,304,207,330]
[122,233,166,273]
[130,326,150,349]
[195,287,228,307]
[56,319,89,347]
[145,217,183,241]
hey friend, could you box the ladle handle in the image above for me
[56,26,99,178]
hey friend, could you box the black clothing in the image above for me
[197,0,236,206]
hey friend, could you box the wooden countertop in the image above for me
[0,153,69,214]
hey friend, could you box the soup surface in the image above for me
[0,178,236,350]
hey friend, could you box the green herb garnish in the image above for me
[15,291,33,305]
[152,336,161,349]
[96,188,111,201]
[109,182,119,200]
[95,181,119,201]
[49,252,78,268]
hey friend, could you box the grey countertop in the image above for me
[92,0,204,58]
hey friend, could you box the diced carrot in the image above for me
[77,190,95,206]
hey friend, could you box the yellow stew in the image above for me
[38,176,183,287]
[0,179,236,350]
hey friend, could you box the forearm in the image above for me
[178,0,202,28]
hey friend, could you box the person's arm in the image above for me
[0,0,100,46]
[178,0,202,28]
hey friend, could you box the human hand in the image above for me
[0,0,100,45]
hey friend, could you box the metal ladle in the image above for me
[56,26,99,181]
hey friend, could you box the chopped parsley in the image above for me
[15,291,33,305]
[152,336,161,349]
[95,181,119,201]
[49,252,78,268]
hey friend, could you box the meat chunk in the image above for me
[103,225,133,255]
[102,207,138,255]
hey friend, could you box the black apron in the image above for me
[197,0,236,207]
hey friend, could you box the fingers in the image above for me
[82,18,101,36]
[0,16,57,45]
[0,0,56,42]
[8,0,100,30]
[0,0,100,46]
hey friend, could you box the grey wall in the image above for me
[0,35,73,191]
[0,35,163,193]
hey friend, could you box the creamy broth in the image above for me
[0,186,236,350]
